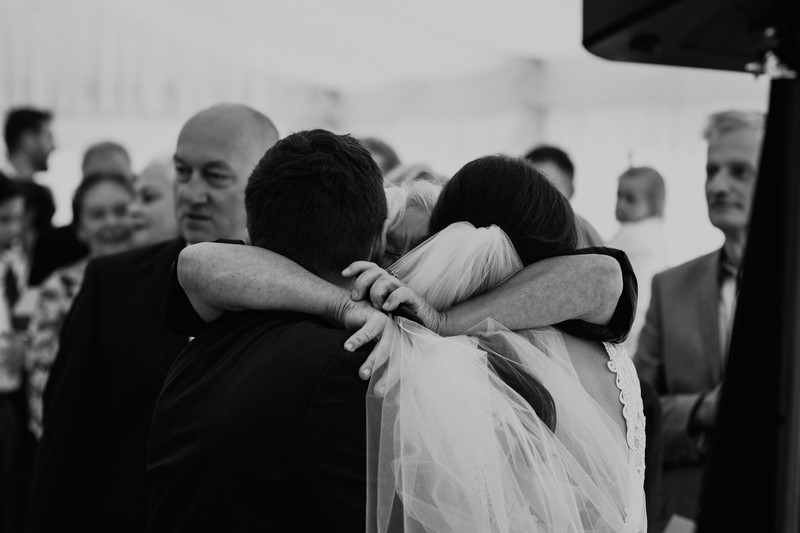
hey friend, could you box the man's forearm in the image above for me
[178,243,350,323]
[440,254,622,335]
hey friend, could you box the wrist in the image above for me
[323,288,353,326]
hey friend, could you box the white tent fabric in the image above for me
[0,0,770,263]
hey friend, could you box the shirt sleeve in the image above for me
[555,246,638,343]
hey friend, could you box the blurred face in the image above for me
[29,122,55,172]
[130,166,178,246]
[77,181,134,257]
[174,114,263,245]
[535,161,574,199]
[382,207,429,267]
[0,197,25,250]
[705,128,761,235]
[615,177,652,222]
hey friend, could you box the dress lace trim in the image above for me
[604,342,647,530]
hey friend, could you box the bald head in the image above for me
[174,104,279,244]
[178,104,278,173]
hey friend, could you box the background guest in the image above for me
[81,141,134,179]
[129,156,178,247]
[26,141,132,286]
[2,108,57,254]
[360,136,401,175]
[524,144,604,247]
[383,163,448,187]
[25,172,135,439]
[0,174,31,533]
[26,103,279,533]
[635,110,764,529]
[383,178,442,266]
[608,166,669,355]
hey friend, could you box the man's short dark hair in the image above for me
[523,145,575,181]
[246,129,387,278]
[4,107,53,154]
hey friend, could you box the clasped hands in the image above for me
[335,261,443,390]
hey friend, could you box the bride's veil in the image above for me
[366,222,644,533]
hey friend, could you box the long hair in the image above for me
[428,155,579,430]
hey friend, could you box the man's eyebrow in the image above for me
[202,161,233,171]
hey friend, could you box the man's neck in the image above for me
[723,231,747,269]
[7,153,35,179]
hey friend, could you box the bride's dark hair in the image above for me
[428,154,579,430]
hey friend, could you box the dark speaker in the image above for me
[583,0,797,72]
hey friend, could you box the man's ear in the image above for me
[370,218,389,264]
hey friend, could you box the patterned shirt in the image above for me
[25,259,87,438]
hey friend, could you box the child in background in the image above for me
[608,166,669,356]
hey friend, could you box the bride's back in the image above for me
[562,333,628,439]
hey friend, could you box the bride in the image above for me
[348,155,645,532]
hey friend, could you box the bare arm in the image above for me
[178,242,365,328]
[440,253,623,335]
[178,243,623,348]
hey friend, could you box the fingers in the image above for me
[345,313,386,354]
[341,261,379,279]
[382,287,416,312]
[368,276,403,310]
[350,268,387,302]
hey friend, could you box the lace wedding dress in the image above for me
[366,222,647,533]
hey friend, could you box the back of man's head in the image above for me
[4,107,52,155]
[82,141,133,178]
[246,129,387,280]
[524,145,575,199]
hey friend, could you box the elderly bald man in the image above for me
[27,104,279,533]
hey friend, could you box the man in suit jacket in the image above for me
[635,110,764,527]
[26,104,279,533]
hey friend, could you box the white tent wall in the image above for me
[340,61,546,176]
[0,0,771,265]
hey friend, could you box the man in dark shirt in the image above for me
[148,130,388,531]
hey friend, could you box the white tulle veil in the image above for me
[366,222,646,533]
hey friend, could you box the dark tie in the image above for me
[4,266,20,310]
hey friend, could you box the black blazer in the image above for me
[27,238,189,533]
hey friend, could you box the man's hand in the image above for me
[327,292,389,380]
[695,384,722,430]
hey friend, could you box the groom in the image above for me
[146,129,387,532]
